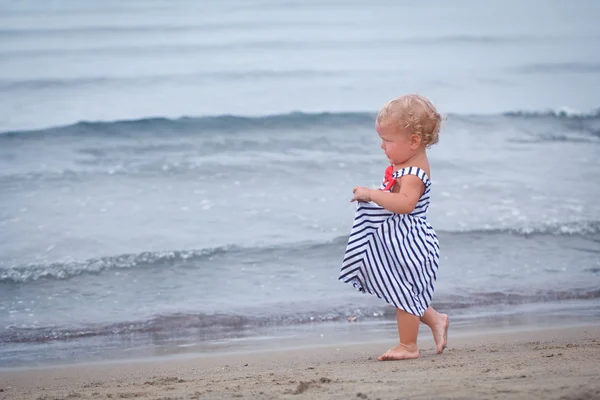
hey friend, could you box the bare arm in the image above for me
[351,175,424,214]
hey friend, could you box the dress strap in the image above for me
[380,165,396,191]
[392,166,431,187]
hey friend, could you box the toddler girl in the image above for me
[339,94,449,360]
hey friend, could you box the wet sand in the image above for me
[1,324,599,400]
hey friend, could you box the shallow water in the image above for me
[1,0,599,367]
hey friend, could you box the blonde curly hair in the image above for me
[376,94,442,147]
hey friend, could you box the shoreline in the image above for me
[2,323,599,399]
[1,298,599,370]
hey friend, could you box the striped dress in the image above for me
[339,166,440,317]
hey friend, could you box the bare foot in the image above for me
[432,313,449,354]
[377,344,419,361]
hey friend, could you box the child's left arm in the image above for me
[351,176,424,214]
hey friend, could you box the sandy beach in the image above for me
[2,324,599,400]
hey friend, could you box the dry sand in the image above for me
[1,324,599,400]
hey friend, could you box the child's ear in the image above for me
[411,134,422,148]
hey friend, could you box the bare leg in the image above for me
[420,306,449,354]
[377,309,420,361]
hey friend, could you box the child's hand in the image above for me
[351,186,372,203]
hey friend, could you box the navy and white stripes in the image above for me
[339,167,440,316]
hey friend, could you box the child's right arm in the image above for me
[352,175,424,214]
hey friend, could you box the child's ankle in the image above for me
[399,342,418,352]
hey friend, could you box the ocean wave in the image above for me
[501,108,600,139]
[2,220,598,284]
[0,112,375,139]
[502,108,600,119]
[2,108,600,139]
[2,287,598,344]
[0,246,236,284]
[445,220,600,237]
[508,134,600,144]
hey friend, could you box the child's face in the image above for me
[376,121,420,165]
